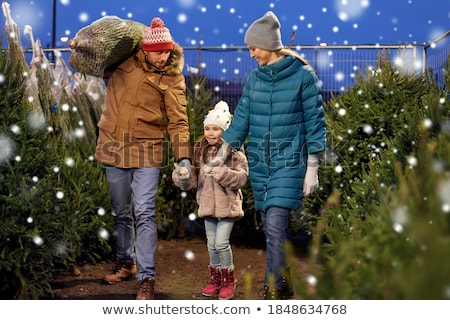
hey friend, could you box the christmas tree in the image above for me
[0,16,111,298]
[296,52,450,299]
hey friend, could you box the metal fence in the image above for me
[20,30,450,107]
[180,30,449,106]
[423,30,450,89]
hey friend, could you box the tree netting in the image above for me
[68,16,146,77]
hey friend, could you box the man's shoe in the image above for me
[102,259,137,284]
[136,277,155,300]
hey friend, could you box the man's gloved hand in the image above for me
[204,141,231,173]
[303,154,319,197]
[175,158,192,184]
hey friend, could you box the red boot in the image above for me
[201,265,222,296]
[219,267,235,300]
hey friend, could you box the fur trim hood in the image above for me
[135,42,184,75]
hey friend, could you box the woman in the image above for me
[206,11,327,299]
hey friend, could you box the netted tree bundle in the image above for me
[68,16,146,77]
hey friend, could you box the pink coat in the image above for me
[173,142,248,219]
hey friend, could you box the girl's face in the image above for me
[204,125,224,145]
[247,46,278,65]
[143,50,171,69]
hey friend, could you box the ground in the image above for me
[51,236,309,300]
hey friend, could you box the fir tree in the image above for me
[296,52,450,299]
[0,29,111,298]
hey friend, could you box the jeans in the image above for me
[204,217,235,269]
[105,166,160,281]
[260,206,290,289]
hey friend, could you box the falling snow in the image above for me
[439,179,450,213]
[0,0,449,302]
[184,250,195,261]
[0,133,14,163]
[0,0,448,50]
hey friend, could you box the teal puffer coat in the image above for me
[221,55,327,211]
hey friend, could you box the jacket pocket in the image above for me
[175,93,187,107]
[97,117,117,135]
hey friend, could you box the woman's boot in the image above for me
[201,265,222,296]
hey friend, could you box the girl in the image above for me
[173,101,248,300]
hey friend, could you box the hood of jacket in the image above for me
[135,42,184,76]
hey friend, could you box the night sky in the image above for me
[2,0,449,50]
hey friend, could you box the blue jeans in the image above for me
[204,217,235,269]
[105,166,160,281]
[260,206,290,289]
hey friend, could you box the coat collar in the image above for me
[256,55,301,81]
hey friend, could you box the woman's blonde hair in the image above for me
[278,48,310,66]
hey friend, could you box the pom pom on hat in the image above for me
[204,101,232,131]
[244,11,283,51]
[142,17,174,52]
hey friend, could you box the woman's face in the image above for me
[247,46,278,65]
[204,125,224,145]
[143,50,171,69]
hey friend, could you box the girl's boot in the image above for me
[201,265,222,296]
[219,267,235,300]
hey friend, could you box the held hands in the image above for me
[177,167,189,180]
[204,141,231,174]
[303,154,319,197]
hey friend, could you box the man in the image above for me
[95,17,192,300]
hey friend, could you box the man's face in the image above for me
[143,50,171,68]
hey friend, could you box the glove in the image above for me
[303,154,319,197]
[204,141,231,174]
[175,158,192,185]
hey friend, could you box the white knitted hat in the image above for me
[142,17,173,52]
[204,101,232,131]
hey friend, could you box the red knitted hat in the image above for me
[141,17,174,52]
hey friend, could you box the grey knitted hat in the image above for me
[244,11,284,51]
